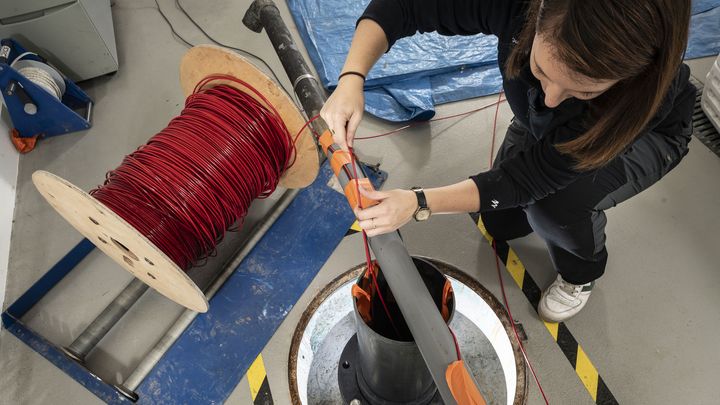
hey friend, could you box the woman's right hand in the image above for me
[320,74,365,151]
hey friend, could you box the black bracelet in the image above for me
[338,71,366,82]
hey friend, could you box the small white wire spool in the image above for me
[17,66,63,100]
[10,53,66,103]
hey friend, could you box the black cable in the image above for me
[153,0,293,96]
[175,0,288,87]
[154,0,195,47]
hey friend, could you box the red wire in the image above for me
[333,99,508,345]
[348,146,400,336]
[92,75,296,270]
[488,94,550,405]
[448,326,462,360]
[354,99,504,141]
[489,92,503,167]
[294,114,321,142]
[301,97,504,145]
[299,112,400,335]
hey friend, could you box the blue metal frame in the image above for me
[1,239,132,404]
[1,162,386,404]
[0,38,92,139]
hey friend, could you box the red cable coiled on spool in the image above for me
[91,75,296,270]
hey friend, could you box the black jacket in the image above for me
[361,0,696,211]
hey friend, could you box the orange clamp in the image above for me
[446,360,487,405]
[330,149,353,178]
[318,129,334,155]
[344,178,379,210]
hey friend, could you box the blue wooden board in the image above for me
[136,162,385,404]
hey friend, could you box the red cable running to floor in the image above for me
[349,146,401,337]
[488,93,550,405]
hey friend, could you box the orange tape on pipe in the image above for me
[318,130,333,155]
[330,150,353,177]
[344,178,379,210]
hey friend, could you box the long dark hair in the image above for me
[506,0,691,170]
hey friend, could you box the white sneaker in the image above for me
[538,275,594,322]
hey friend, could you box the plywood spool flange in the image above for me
[32,171,209,312]
[179,44,319,188]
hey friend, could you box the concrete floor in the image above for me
[1,0,719,404]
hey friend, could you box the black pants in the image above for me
[481,120,690,284]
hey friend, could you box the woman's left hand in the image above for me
[354,187,418,237]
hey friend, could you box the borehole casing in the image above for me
[352,257,454,404]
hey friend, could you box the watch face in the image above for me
[415,208,431,221]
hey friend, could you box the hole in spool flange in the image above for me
[98,236,108,244]
[146,272,157,280]
[88,216,99,225]
[144,257,154,266]
[111,237,139,261]
[123,255,134,267]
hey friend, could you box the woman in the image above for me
[320,0,696,322]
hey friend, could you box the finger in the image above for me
[357,219,371,230]
[358,186,389,201]
[365,226,393,238]
[358,213,391,228]
[346,111,362,149]
[358,219,381,231]
[355,204,384,221]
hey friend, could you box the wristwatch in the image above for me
[411,187,431,221]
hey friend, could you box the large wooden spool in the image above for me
[33,45,319,312]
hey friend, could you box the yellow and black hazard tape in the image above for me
[345,220,362,237]
[247,353,274,405]
[470,213,618,405]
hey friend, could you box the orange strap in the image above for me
[352,284,372,323]
[344,178,379,210]
[10,129,38,153]
[318,129,334,155]
[441,280,453,321]
[446,360,487,405]
[318,129,379,209]
[330,149,352,177]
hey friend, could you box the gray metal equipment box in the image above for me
[0,0,119,81]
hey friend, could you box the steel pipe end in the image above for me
[113,384,139,402]
[61,347,86,364]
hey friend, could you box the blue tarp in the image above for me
[288,0,720,122]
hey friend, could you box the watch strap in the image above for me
[411,187,428,210]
